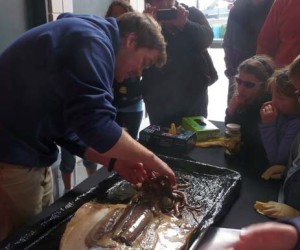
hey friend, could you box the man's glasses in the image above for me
[235,77,259,89]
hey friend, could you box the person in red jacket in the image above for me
[257,0,300,67]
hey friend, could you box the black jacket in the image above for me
[223,0,274,77]
[142,5,216,126]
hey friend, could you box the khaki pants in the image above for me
[0,163,53,241]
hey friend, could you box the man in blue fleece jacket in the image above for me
[0,12,175,240]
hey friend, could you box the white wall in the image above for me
[0,0,28,52]
[73,0,111,17]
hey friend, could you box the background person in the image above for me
[259,68,300,167]
[105,0,133,18]
[256,0,300,67]
[225,55,274,167]
[59,147,97,193]
[0,12,175,241]
[236,74,300,248]
[255,55,300,218]
[106,0,144,139]
[142,0,217,127]
[223,0,274,103]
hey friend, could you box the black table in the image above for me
[146,121,280,229]
[2,121,281,248]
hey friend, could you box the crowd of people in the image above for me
[1,0,300,249]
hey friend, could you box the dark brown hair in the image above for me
[268,67,297,98]
[117,12,167,67]
[105,0,134,18]
[238,55,275,89]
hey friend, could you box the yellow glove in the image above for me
[168,123,177,135]
[261,165,285,180]
[254,201,300,218]
[195,137,225,147]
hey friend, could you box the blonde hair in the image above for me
[117,12,167,67]
[289,55,300,80]
[268,67,297,99]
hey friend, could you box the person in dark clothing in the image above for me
[0,12,176,241]
[225,55,275,168]
[105,1,144,139]
[105,0,133,18]
[223,0,274,103]
[113,76,144,139]
[142,0,217,127]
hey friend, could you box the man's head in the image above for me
[114,11,166,82]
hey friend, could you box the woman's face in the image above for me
[235,71,264,104]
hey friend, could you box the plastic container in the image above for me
[224,123,241,156]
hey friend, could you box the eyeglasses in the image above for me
[295,90,300,98]
[235,77,260,89]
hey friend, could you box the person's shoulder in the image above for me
[233,0,251,9]
[57,13,114,28]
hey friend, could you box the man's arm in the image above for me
[181,6,214,50]
[84,130,176,186]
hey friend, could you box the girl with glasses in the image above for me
[225,55,275,168]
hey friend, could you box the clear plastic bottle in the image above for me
[224,123,241,156]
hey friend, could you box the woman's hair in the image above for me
[238,55,275,89]
[289,55,300,80]
[117,12,167,67]
[268,67,297,99]
[105,0,134,18]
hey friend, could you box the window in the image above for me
[47,0,73,21]
[181,0,233,42]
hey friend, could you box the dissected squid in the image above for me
[135,173,202,219]
[60,173,202,250]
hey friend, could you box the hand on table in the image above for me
[261,165,285,180]
[254,201,300,218]
[230,222,298,250]
[260,101,278,124]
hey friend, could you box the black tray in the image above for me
[2,156,241,250]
